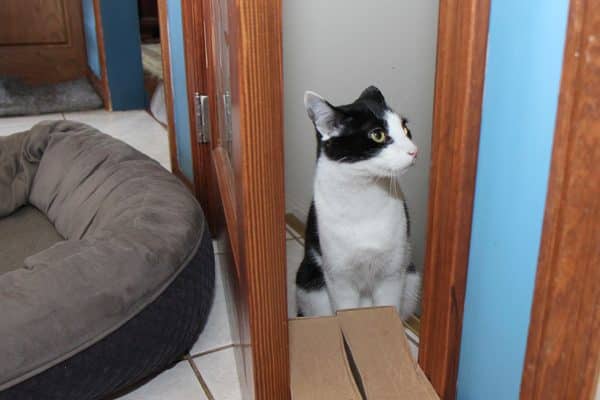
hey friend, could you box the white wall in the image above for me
[283,0,439,272]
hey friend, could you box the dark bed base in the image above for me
[0,227,215,400]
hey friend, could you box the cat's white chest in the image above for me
[314,161,410,288]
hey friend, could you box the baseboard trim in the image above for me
[86,66,111,111]
[285,213,305,238]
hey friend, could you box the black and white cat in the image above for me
[295,86,421,320]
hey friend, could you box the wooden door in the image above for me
[520,0,600,397]
[194,0,289,398]
[0,0,87,84]
[179,0,490,398]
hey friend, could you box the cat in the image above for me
[295,86,421,320]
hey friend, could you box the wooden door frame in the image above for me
[177,0,491,398]
[171,0,286,397]
[87,0,111,110]
[232,0,289,394]
[157,0,219,232]
[201,0,288,397]
[520,0,600,398]
[156,0,181,185]
[418,1,491,399]
[0,0,88,85]
[181,0,220,233]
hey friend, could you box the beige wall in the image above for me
[283,0,439,272]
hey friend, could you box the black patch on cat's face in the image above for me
[317,86,398,163]
[401,117,412,140]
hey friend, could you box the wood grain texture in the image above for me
[91,0,111,110]
[520,0,600,398]
[418,1,490,399]
[157,0,181,181]
[181,0,220,234]
[0,0,87,84]
[0,0,67,45]
[200,0,288,397]
[213,148,241,268]
[201,0,243,266]
[230,0,289,398]
[201,0,251,395]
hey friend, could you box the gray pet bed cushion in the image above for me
[0,121,205,389]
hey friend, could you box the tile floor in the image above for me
[0,110,170,170]
[0,110,418,397]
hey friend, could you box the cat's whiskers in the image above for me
[385,170,398,198]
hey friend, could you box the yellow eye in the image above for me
[369,130,386,143]
[402,126,409,135]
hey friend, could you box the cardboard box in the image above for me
[289,307,439,399]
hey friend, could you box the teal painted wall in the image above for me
[166,0,193,181]
[99,0,146,110]
[82,1,145,110]
[457,1,569,399]
[82,0,101,78]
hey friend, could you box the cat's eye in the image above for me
[369,130,387,143]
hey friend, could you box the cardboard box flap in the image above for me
[289,317,362,400]
[337,307,439,400]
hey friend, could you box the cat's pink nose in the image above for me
[408,149,418,157]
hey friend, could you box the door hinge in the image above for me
[194,92,211,144]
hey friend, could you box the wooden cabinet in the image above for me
[0,0,87,84]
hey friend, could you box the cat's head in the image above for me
[305,86,417,177]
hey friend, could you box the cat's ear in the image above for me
[304,91,341,140]
[358,85,386,104]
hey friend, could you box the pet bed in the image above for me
[0,121,214,399]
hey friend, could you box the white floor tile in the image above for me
[116,360,207,400]
[193,348,242,400]
[0,113,64,136]
[64,110,171,169]
[63,109,148,132]
[287,239,304,318]
[286,222,306,239]
[190,254,233,356]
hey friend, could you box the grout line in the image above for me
[285,225,304,247]
[286,227,301,240]
[185,356,215,400]
[292,236,304,247]
[285,213,306,239]
[285,226,300,239]
[405,328,420,346]
[190,343,235,359]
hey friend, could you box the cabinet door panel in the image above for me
[0,0,87,83]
